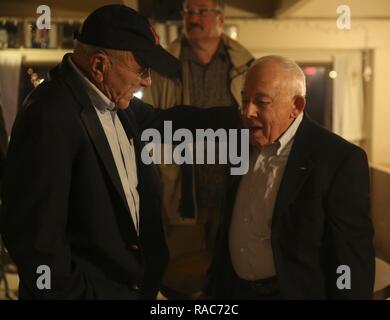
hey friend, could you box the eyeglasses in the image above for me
[182,7,222,17]
[117,59,150,80]
[132,67,151,80]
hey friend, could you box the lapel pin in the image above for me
[300,166,307,170]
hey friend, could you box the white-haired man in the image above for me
[202,56,375,299]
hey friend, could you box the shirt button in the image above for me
[240,248,245,253]
[244,218,248,223]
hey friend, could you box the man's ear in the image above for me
[216,12,224,34]
[291,95,306,118]
[90,53,109,83]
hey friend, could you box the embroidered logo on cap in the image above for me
[149,25,159,45]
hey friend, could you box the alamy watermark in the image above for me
[141,121,250,175]
[35,263,352,291]
[336,265,351,290]
[36,5,51,30]
[36,265,51,290]
[337,5,351,30]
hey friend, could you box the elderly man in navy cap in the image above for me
[0,5,219,300]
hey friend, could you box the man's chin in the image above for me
[249,133,269,149]
[186,30,205,40]
[117,98,132,110]
[249,136,261,148]
[249,129,263,140]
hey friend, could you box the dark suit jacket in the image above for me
[0,55,171,299]
[205,115,375,299]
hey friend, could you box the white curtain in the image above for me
[332,52,364,142]
[0,51,22,136]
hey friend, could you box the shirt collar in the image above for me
[276,112,303,156]
[181,38,228,64]
[68,55,116,112]
[254,112,303,158]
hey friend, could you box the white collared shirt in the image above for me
[69,57,140,234]
[229,113,303,280]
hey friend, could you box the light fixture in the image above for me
[304,67,317,76]
[329,70,337,79]
[224,25,238,40]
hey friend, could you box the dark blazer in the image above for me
[205,115,375,299]
[0,55,169,300]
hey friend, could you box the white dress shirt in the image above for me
[229,113,303,280]
[69,57,140,234]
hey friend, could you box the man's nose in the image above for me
[188,13,201,23]
[243,102,258,119]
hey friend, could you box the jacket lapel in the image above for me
[79,107,132,213]
[272,115,316,227]
[56,54,137,236]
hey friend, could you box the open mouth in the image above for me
[249,125,263,131]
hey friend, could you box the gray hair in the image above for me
[73,40,125,60]
[183,0,225,11]
[253,55,306,97]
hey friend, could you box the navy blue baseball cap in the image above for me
[74,4,181,76]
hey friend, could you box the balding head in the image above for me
[241,55,307,148]
[249,55,306,98]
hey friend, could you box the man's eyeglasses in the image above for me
[132,67,151,80]
[182,7,222,17]
[117,60,150,81]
